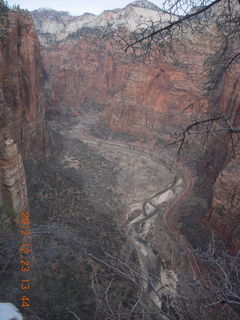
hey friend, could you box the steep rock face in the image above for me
[0,139,28,213]
[43,37,202,142]
[33,8,205,144]
[0,8,46,158]
[210,165,240,252]
[206,64,240,251]
[33,10,209,147]
[33,3,216,146]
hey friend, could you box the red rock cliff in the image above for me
[42,34,205,144]
[33,7,212,145]
[206,62,240,251]
[0,7,46,158]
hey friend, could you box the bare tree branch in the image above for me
[88,246,240,320]
[67,308,81,320]
[125,0,222,51]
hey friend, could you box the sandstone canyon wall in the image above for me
[33,4,205,146]
[0,139,28,214]
[0,5,46,159]
[206,62,240,252]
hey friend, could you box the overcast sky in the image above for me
[7,0,164,16]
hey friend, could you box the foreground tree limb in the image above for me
[125,0,222,51]
[171,113,240,156]
[87,246,240,320]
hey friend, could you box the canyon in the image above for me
[0,0,240,319]
[32,0,240,249]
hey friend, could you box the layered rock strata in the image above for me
[0,139,28,213]
[0,7,46,159]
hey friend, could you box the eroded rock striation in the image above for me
[0,139,28,213]
[0,6,46,159]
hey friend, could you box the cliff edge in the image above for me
[0,2,46,159]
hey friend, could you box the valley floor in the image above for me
[1,110,212,319]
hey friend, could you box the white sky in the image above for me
[7,0,164,16]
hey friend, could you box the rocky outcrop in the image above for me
[0,6,46,159]
[127,0,163,11]
[0,139,28,213]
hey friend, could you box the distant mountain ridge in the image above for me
[32,1,174,45]
[34,1,161,16]
[127,0,161,12]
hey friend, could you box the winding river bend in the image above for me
[126,166,193,309]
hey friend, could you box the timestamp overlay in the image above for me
[19,212,31,309]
